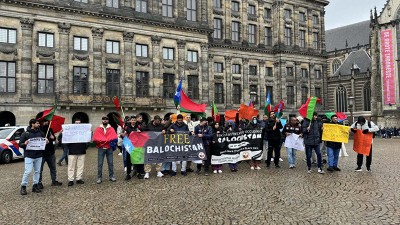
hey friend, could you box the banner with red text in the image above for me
[381,29,396,105]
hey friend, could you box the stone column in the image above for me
[123,32,134,96]
[200,43,209,104]
[295,61,302,108]
[19,18,34,102]
[322,64,328,110]
[243,58,250,102]
[224,1,232,42]
[280,60,287,102]
[200,0,208,25]
[225,56,232,107]
[320,10,326,52]
[151,36,162,98]
[259,59,266,107]
[273,61,280,103]
[176,39,186,80]
[307,9,313,49]
[178,0,185,19]
[91,28,104,95]
[309,63,315,96]
[58,22,71,95]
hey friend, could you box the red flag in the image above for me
[112,114,124,127]
[224,110,237,121]
[273,100,285,118]
[179,90,206,113]
[113,97,121,111]
[239,104,259,120]
[298,97,321,120]
[49,115,65,133]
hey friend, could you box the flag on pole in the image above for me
[113,96,121,111]
[264,91,272,115]
[122,136,134,154]
[325,112,347,122]
[178,90,207,113]
[112,113,124,127]
[273,100,285,119]
[298,97,321,120]
[211,101,220,122]
[173,78,183,107]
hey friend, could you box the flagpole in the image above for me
[45,120,52,138]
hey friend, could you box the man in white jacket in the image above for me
[350,116,379,172]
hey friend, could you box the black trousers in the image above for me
[197,145,211,171]
[126,152,144,175]
[39,154,57,183]
[266,140,281,166]
[357,146,372,168]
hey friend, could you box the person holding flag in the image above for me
[301,112,324,174]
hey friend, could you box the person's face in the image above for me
[154,119,161,126]
[290,117,297,125]
[263,115,268,121]
[270,112,276,119]
[33,122,40,129]
[43,121,49,126]
[186,116,191,122]
[75,120,81,124]
[331,116,338,123]
[137,116,143,122]
[177,118,183,123]
[130,118,136,124]
[313,115,318,120]
[215,123,219,129]
[102,119,109,125]
[201,121,207,126]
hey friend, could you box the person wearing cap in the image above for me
[194,118,213,176]
[168,114,190,176]
[93,116,118,184]
[301,112,325,174]
[266,111,283,168]
[350,116,379,172]
[142,115,165,179]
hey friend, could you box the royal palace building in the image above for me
[0,0,329,126]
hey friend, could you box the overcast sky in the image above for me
[325,0,387,30]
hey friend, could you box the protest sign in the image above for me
[211,129,263,164]
[129,132,205,164]
[284,134,305,151]
[62,124,92,143]
[26,138,47,150]
[322,124,350,143]
[353,131,373,156]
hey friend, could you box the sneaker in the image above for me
[20,186,27,195]
[118,152,122,156]
[312,161,317,165]
[355,167,362,172]
[256,166,261,170]
[366,168,371,172]
[124,167,127,172]
[76,180,84,184]
[289,165,294,169]
[137,174,144,179]
[334,167,341,171]
[68,181,74,187]
[250,166,255,170]
[318,168,325,174]
[307,170,312,174]
[195,169,201,174]
[57,162,62,166]
[32,184,41,193]
[157,172,164,177]
[213,170,218,174]
[171,172,177,176]
[51,181,63,186]
[327,167,334,172]
[97,179,102,184]
[218,170,223,173]
[144,173,150,179]
[181,171,187,176]
[38,182,44,189]
[271,158,274,162]
[204,172,209,176]
[322,159,327,164]
[233,169,238,172]
[275,165,280,168]
[161,170,170,175]
[109,177,117,182]
[187,168,194,173]
[279,158,283,162]
[125,174,131,180]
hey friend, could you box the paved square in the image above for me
[1,139,399,224]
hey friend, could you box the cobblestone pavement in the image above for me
[1,139,399,225]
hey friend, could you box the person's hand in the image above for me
[46,138,49,144]
[162,130,166,134]
[217,131,220,134]
[307,127,310,132]
[212,141,215,143]
[286,133,290,136]
[121,132,125,137]
[351,128,357,133]
[50,135,55,140]
[321,126,324,131]
[273,125,276,130]
[191,131,195,135]
[198,134,203,138]
[25,140,29,145]
[276,118,279,123]
[137,130,141,133]
[170,129,174,133]
[362,129,369,134]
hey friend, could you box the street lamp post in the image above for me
[348,96,354,125]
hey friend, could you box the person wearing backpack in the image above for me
[350,116,379,172]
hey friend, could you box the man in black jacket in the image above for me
[38,119,62,188]
[19,119,47,195]
[326,115,342,172]
[143,115,166,179]
[301,112,324,174]
[66,118,89,186]
[124,116,144,180]
[266,111,283,168]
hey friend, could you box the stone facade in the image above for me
[0,0,328,126]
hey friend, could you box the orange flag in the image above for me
[224,110,237,121]
[239,104,259,120]
[353,131,373,156]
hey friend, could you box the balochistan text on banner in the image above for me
[321,124,350,143]
[128,132,206,164]
[381,29,396,105]
[353,131,373,156]
[61,124,92,143]
[211,129,263,164]
[26,138,47,150]
[284,134,305,151]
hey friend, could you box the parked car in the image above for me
[0,126,26,164]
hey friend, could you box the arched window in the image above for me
[336,85,347,112]
[363,82,371,111]
[332,59,341,74]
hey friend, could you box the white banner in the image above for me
[26,138,47,150]
[284,134,305,151]
[62,124,92,143]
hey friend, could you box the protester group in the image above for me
[18,110,379,196]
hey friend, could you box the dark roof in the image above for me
[334,49,371,76]
[326,20,370,52]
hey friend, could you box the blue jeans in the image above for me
[21,157,43,186]
[327,147,340,168]
[286,147,296,166]
[306,144,322,169]
[98,148,114,179]
[161,162,171,171]
[58,145,69,164]
[122,146,127,168]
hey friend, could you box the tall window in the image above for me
[250,85,258,104]
[73,67,88,94]
[162,0,173,17]
[136,0,147,13]
[187,50,198,62]
[301,68,308,78]
[74,37,88,51]
[264,27,272,46]
[315,70,321,79]
[106,0,119,8]
[363,82,371,111]
[214,62,223,73]
[332,59,341,73]
[299,12,306,22]
[163,47,174,60]
[287,86,294,104]
[187,0,197,21]
[264,8,272,19]
[136,44,148,57]
[38,64,54,94]
[232,21,240,42]
[248,24,256,44]
[312,15,319,25]
[38,32,54,48]
[232,1,239,12]
[313,32,319,49]
[299,30,306,48]
[284,28,292,46]
[266,85,273,104]
[266,67,273,77]
[336,85,347,112]
[233,84,241,104]
[0,61,16,93]
[249,65,257,75]
[163,73,175,98]
[213,18,222,39]
[315,87,321,99]
[284,9,291,19]
[106,69,120,96]
[232,64,241,74]
[0,28,16,44]
[301,87,308,103]
[248,5,256,15]
[187,75,199,99]
[213,0,221,8]
[286,67,293,76]
[136,71,149,97]
[215,83,224,103]
[106,40,119,54]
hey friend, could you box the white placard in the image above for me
[62,124,92,143]
[284,134,305,151]
[26,138,47,150]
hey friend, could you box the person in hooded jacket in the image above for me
[247,116,263,170]
[211,122,224,173]
[168,114,190,176]
[225,121,239,172]
[266,111,283,168]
